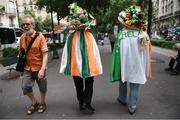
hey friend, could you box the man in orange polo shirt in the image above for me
[19,15,48,115]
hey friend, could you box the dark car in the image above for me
[0,27,16,44]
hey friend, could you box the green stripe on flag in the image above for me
[110,31,122,82]
[64,32,74,75]
[79,31,90,77]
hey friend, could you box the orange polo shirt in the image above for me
[20,31,48,72]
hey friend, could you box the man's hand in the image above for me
[38,69,45,80]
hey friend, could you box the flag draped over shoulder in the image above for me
[110,32,122,82]
[60,30,102,78]
[110,30,152,84]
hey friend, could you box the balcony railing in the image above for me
[7,8,16,17]
[9,24,15,27]
[0,6,5,14]
[175,10,180,16]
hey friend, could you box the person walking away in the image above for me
[19,15,48,115]
[110,32,115,52]
[59,2,103,113]
[110,2,152,115]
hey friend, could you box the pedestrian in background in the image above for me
[59,3,102,113]
[110,2,152,115]
[109,32,115,53]
[165,43,180,75]
[19,15,48,115]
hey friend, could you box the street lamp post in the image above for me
[51,11,59,59]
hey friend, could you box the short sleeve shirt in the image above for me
[20,31,48,72]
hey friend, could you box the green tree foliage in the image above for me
[35,17,43,32]
[36,0,110,22]
[2,47,18,57]
[96,0,134,32]
[97,0,149,32]
[21,10,52,32]
[42,15,52,32]
[23,9,43,32]
[35,0,149,32]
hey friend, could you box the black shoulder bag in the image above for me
[16,32,39,72]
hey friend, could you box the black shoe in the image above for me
[165,67,173,71]
[128,109,136,115]
[171,70,179,75]
[117,98,126,106]
[85,104,95,113]
[79,104,85,111]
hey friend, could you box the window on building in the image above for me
[23,1,26,5]
[9,17,14,27]
[0,16,2,26]
[8,0,14,2]
[34,6,37,10]
[8,0,15,14]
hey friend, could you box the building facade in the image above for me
[16,0,50,21]
[0,0,56,28]
[0,0,19,27]
[153,0,180,36]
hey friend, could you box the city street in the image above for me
[0,40,180,119]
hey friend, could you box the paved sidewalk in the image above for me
[0,43,180,119]
[0,46,177,77]
[152,46,177,57]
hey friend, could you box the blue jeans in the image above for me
[118,81,140,112]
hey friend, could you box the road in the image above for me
[0,39,180,119]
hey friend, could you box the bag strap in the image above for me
[26,32,39,54]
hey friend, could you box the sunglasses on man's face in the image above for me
[22,23,31,26]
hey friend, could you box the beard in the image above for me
[25,28,34,36]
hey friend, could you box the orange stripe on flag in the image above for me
[147,42,152,79]
[83,31,99,76]
[71,32,80,76]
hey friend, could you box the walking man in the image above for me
[110,3,152,115]
[19,15,48,115]
[60,3,102,113]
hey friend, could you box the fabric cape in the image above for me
[60,30,102,78]
[110,29,152,84]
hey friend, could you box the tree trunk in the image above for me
[147,0,152,38]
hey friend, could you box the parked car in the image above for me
[175,27,180,35]
[152,34,162,40]
[0,27,16,45]
[0,27,23,49]
[15,28,24,44]
[165,35,174,41]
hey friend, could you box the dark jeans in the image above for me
[110,42,115,52]
[169,58,180,72]
[73,76,94,105]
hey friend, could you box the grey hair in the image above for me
[22,15,35,26]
